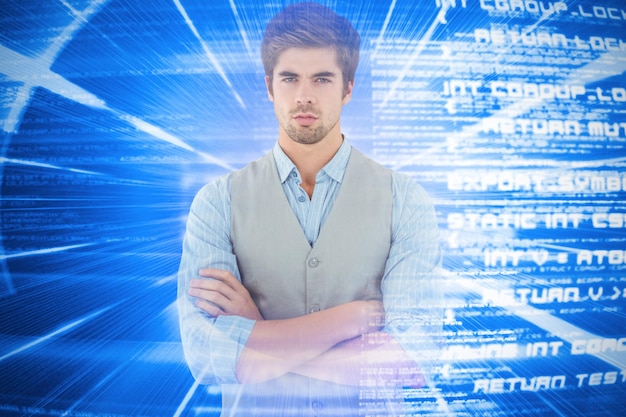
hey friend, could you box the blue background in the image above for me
[1,0,625,416]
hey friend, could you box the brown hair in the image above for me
[261,2,360,94]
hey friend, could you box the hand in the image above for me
[189,268,263,321]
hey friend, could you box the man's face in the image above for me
[266,47,353,146]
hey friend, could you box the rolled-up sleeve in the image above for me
[177,175,255,384]
[382,173,444,376]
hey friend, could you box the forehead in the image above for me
[273,47,341,74]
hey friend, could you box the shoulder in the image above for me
[390,171,438,230]
[391,171,431,204]
[189,173,233,219]
[190,151,274,214]
[194,172,231,200]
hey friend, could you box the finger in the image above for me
[198,268,241,290]
[189,279,238,302]
[195,273,251,305]
[195,299,224,317]
[190,277,228,291]
[189,285,234,309]
[190,278,238,301]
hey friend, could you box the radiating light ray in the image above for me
[172,378,203,417]
[1,44,232,169]
[3,83,35,134]
[59,302,182,416]
[0,44,108,116]
[120,115,196,152]
[0,243,97,261]
[371,0,397,57]
[172,0,246,109]
[59,359,131,417]
[0,156,104,175]
[45,0,111,65]
[0,45,199,163]
[384,6,625,172]
[228,0,254,59]
[447,269,626,370]
[0,0,109,134]
[118,115,236,170]
[390,48,626,172]
[0,2,622,415]
[378,4,450,109]
[0,301,121,362]
[485,52,626,124]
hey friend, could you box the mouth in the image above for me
[292,113,318,127]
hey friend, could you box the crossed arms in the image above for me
[177,174,442,386]
[188,268,422,385]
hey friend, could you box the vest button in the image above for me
[308,257,320,268]
[311,400,323,411]
[309,304,320,313]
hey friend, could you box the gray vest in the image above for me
[231,148,392,320]
[225,148,393,416]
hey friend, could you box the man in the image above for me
[178,3,442,416]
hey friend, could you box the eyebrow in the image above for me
[312,71,337,78]
[277,71,337,78]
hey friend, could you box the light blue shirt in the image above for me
[178,139,442,385]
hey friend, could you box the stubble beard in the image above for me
[281,107,337,145]
[284,123,329,145]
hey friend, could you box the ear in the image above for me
[342,80,354,105]
[265,76,274,102]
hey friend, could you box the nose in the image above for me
[295,83,316,105]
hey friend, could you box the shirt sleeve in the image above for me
[382,173,444,378]
[177,175,256,384]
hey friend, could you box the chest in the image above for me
[230,151,393,319]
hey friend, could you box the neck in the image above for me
[278,126,343,187]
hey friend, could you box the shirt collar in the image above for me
[273,137,352,184]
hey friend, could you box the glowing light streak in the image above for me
[118,115,236,170]
[228,0,254,59]
[3,84,34,134]
[61,360,130,417]
[0,0,109,134]
[390,48,626,172]
[378,3,449,109]
[0,302,120,362]
[0,156,104,176]
[372,0,397,57]
[172,0,246,109]
[120,115,195,152]
[172,378,203,417]
[0,243,96,261]
[0,54,234,169]
[45,0,111,64]
[449,271,626,370]
[0,31,231,167]
[482,52,626,127]
[0,45,108,113]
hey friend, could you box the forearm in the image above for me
[235,300,380,383]
[291,331,425,388]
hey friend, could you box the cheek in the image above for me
[273,101,290,122]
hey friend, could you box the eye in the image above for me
[315,78,331,84]
[282,77,297,83]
